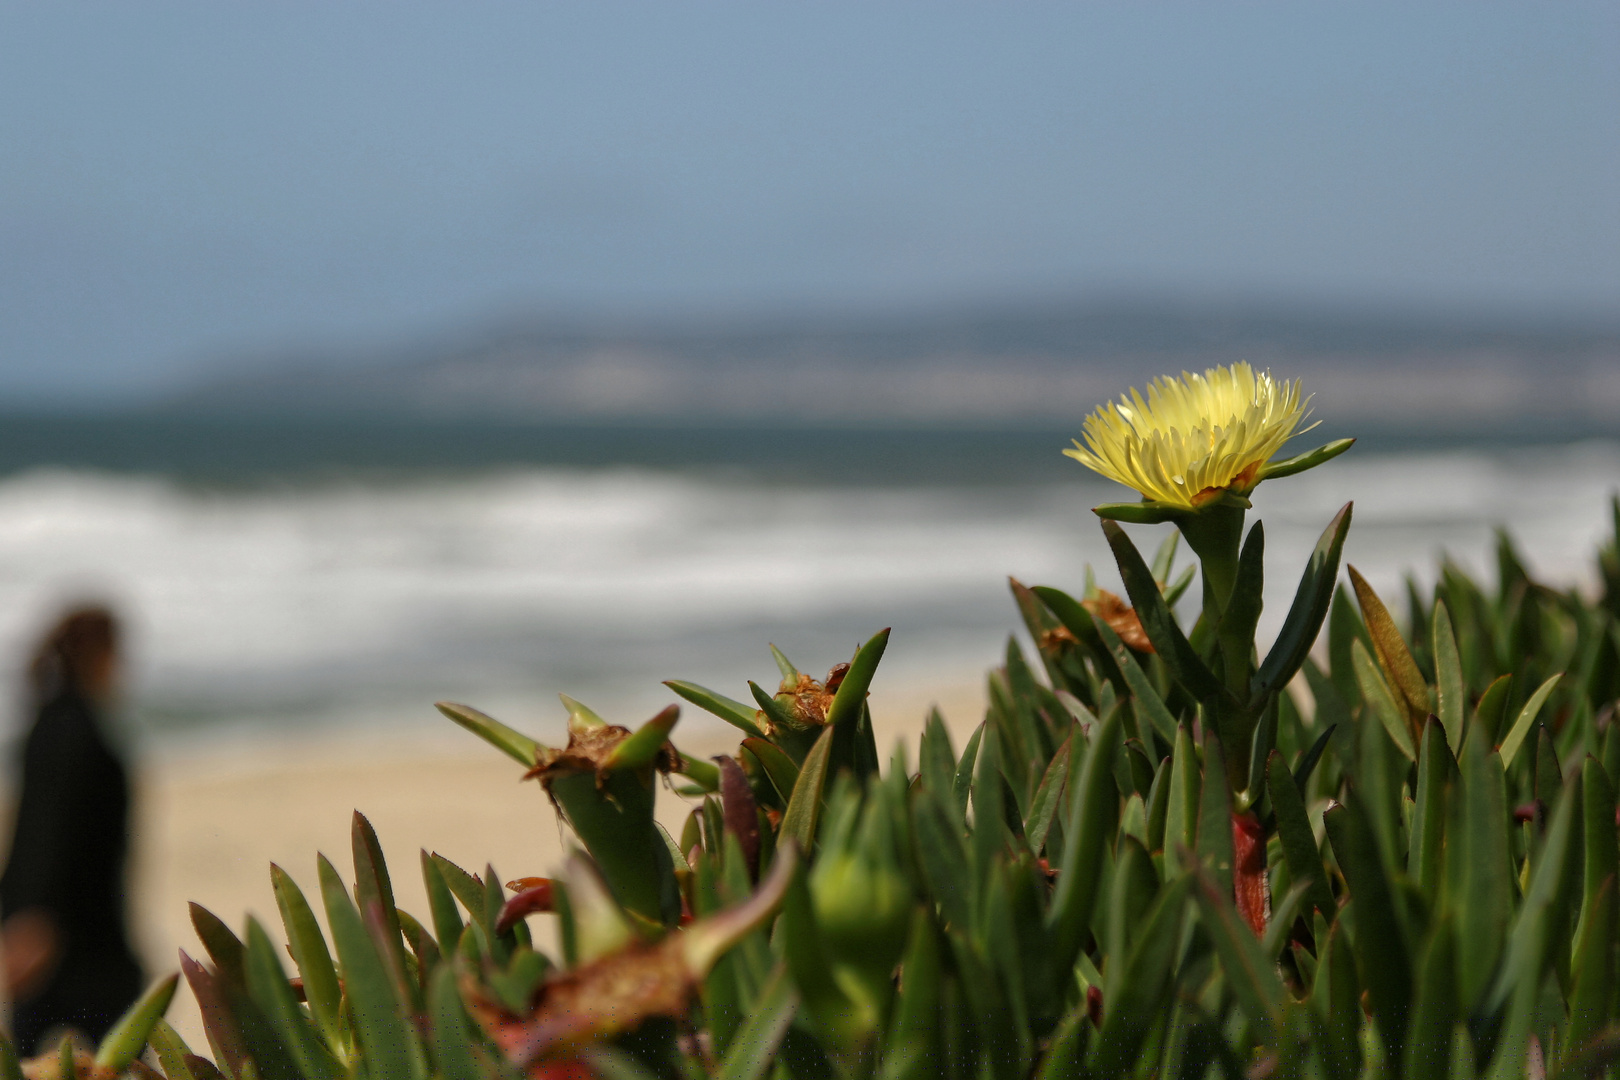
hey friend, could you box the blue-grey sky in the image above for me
[2,3,1616,404]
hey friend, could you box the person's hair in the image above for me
[29,606,119,702]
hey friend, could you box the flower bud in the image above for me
[810,851,910,975]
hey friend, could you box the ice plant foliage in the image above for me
[19,376,1620,1080]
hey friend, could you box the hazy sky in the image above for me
[2,3,1616,403]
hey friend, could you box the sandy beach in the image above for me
[124,680,987,1053]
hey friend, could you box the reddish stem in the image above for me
[1232,809,1268,937]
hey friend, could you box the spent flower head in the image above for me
[1066,362,1350,520]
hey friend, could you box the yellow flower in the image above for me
[1065,362,1313,509]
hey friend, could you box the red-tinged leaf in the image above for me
[178,950,250,1080]
[188,904,245,990]
[716,755,761,880]
[1349,565,1430,727]
[467,848,796,1069]
[184,1055,229,1080]
[497,882,556,935]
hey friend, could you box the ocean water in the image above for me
[0,437,1614,753]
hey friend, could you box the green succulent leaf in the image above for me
[177,950,250,1080]
[1260,879,1314,963]
[1312,921,1363,1080]
[825,627,891,730]
[1091,500,1190,525]
[1023,732,1072,856]
[1095,522,1225,702]
[1195,732,1234,896]
[676,751,722,792]
[780,723,836,852]
[146,1019,200,1080]
[1192,865,1286,1035]
[1292,721,1337,793]
[559,693,609,729]
[1470,673,1514,749]
[1047,708,1123,967]
[665,680,768,739]
[1352,638,1416,762]
[270,863,345,1054]
[1487,777,1580,1014]
[1219,521,1266,693]
[1091,611,1178,748]
[741,737,801,805]
[954,723,983,818]
[1567,874,1618,1061]
[1349,564,1430,725]
[427,965,483,1080]
[769,643,800,681]
[1449,734,1513,1010]
[717,965,799,1080]
[1258,437,1355,480]
[1581,758,1619,935]
[1323,794,1412,1061]
[913,784,973,932]
[1407,718,1455,898]
[1150,530,1181,582]
[1430,600,1466,755]
[1402,917,1459,1080]
[1162,723,1201,876]
[93,973,180,1074]
[545,766,677,925]
[1254,502,1352,698]
[1497,673,1562,768]
[242,919,345,1080]
[1266,751,1334,918]
[1089,875,1192,1075]
[351,810,412,1005]
[318,853,430,1080]
[601,704,681,771]
[434,701,540,766]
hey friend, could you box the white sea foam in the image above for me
[0,442,1612,751]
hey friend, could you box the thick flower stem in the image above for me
[1175,504,1246,627]
[1179,503,1261,797]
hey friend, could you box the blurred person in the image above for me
[0,607,141,1055]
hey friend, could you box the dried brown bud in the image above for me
[1081,589,1154,653]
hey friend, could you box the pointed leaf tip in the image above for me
[93,972,180,1072]
[559,693,609,730]
[1259,437,1355,481]
[436,701,541,766]
[681,842,798,975]
[602,704,680,771]
[823,627,889,730]
[1498,673,1563,768]
[1092,500,1189,525]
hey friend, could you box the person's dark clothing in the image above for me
[1,689,142,1055]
